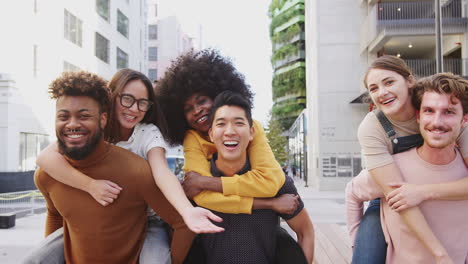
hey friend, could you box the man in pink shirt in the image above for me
[346,73,468,264]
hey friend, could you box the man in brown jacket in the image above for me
[31,71,194,264]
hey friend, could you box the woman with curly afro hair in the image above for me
[156,49,310,263]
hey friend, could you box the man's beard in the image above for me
[57,128,103,160]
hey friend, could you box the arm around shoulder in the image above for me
[36,142,121,206]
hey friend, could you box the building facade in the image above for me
[269,0,307,130]
[147,0,194,82]
[0,0,148,171]
[361,0,468,78]
[304,0,367,190]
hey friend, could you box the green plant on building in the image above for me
[269,0,306,131]
[266,116,288,165]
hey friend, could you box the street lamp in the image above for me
[435,0,443,72]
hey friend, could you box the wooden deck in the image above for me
[313,223,352,264]
[282,222,352,263]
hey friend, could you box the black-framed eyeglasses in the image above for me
[118,93,153,112]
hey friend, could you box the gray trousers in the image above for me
[21,217,171,264]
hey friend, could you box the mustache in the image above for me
[425,125,450,132]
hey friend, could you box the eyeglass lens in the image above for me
[120,94,152,111]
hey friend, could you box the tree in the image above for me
[265,116,288,165]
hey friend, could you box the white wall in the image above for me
[306,0,368,190]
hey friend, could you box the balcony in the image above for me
[406,58,468,77]
[366,0,468,52]
[274,50,305,70]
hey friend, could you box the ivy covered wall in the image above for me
[269,0,306,130]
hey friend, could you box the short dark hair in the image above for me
[209,91,253,127]
[48,71,110,114]
[156,49,254,145]
[412,72,468,115]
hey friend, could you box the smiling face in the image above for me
[209,105,254,164]
[183,93,214,134]
[366,68,415,120]
[115,80,149,136]
[417,91,466,149]
[55,96,107,160]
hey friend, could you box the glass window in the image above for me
[63,61,80,72]
[117,9,129,38]
[148,69,157,81]
[148,47,157,61]
[18,133,48,171]
[95,32,109,63]
[148,24,157,40]
[96,0,110,21]
[116,47,128,69]
[64,9,82,47]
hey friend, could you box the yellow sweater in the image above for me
[183,120,285,214]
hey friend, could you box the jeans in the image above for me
[22,227,65,264]
[139,217,171,264]
[22,217,171,264]
[351,198,387,264]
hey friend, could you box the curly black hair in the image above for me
[49,71,110,114]
[156,49,254,145]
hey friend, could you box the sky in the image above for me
[158,0,274,126]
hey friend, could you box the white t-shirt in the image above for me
[116,122,168,160]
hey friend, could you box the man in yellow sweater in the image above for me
[32,72,193,264]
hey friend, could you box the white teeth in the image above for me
[124,114,136,120]
[197,116,208,123]
[382,98,395,104]
[67,134,83,139]
[224,141,239,146]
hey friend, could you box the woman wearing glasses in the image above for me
[33,69,223,264]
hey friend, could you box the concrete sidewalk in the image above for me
[0,178,347,263]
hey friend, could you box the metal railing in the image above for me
[374,0,468,35]
[406,58,468,77]
[0,190,45,217]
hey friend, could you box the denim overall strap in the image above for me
[392,134,424,154]
[375,110,396,138]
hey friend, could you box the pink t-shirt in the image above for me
[346,148,468,264]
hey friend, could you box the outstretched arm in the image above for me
[285,209,315,264]
[147,147,223,234]
[36,142,121,206]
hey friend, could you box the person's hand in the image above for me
[435,253,454,264]
[182,171,205,199]
[270,194,299,215]
[87,179,122,206]
[387,182,428,212]
[180,207,224,234]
